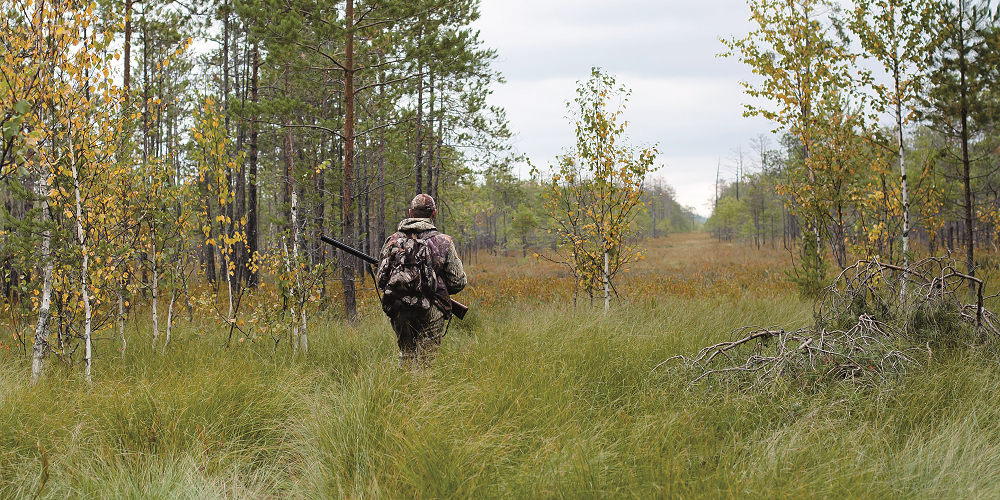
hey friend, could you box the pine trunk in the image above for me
[414,65,424,195]
[342,0,358,322]
[247,45,260,288]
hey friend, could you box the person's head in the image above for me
[408,193,437,219]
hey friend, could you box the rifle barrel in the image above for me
[320,235,378,265]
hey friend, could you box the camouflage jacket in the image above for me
[376,218,467,315]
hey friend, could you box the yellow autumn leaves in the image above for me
[533,69,658,304]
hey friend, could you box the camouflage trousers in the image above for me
[389,306,447,368]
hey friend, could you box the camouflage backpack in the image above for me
[380,231,439,316]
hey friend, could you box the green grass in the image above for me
[4,294,1000,498]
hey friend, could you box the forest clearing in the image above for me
[4,233,1000,498]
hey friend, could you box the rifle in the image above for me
[320,234,469,320]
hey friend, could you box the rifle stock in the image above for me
[320,234,468,320]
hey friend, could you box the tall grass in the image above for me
[4,234,1000,498]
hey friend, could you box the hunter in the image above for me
[376,194,467,367]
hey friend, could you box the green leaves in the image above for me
[13,99,30,115]
[1,117,21,143]
[2,100,30,142]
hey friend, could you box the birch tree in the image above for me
[535,69,657,311]
[722,0,855,296]
[850,0,936,268]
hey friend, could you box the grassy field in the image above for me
[4,233,1000,498]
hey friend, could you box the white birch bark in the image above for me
[603,251,610,313]
[30,169,54,385]
[282,240,298,354]
[225,252,234,323]
[290,187,307,354]
[117,287,126,358]
[151,244,159,348]
[897,101,909,265]
[163,288,175,353]
[221,213,233,324]
[897,96,910,301]
[72,142,92,384]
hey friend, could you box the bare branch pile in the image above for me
[656,258,999,388]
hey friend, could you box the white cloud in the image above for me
[473,0,782,217]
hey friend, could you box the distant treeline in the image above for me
[448,173,701,264]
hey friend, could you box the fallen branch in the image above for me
[655,257,996,388]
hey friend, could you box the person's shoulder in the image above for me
[429,232,453,244]
[381,231,404,252]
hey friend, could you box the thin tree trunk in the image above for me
[30,171,54,385]
[603,250,610,313]
[123,0,132,102]
[433,128,443,203]
[247,45,260,288]
[897,89,909,267]
[233,136,246,296]
[959,28,975,293]
[72,140,93,383]
[222,10,236,298]
[151,234,159,348]
[414,65,424,195]
[118,287,126,358]
[377,84,387,245]
[283,241,298,353]
[362,146,371,256]
[290,166,307,354]
[342,0,358,322]
[426,71,435,195]
[283,63,293,237]
[163,288,175,353]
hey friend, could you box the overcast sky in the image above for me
[471,0,777,216]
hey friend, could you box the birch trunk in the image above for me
[290,187,307,354]
[225,250,234,322]
[163,288,175,353]
[30,170,54,385]
[897,100,909,266]
[72,144,93,384]
[283,240,298,354]
[603,251,610,313]
[117,288,126,359]
[897,88,910,301]
[151,244,159,348]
